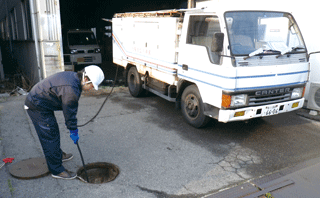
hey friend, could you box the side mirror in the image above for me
[211,33,224,52]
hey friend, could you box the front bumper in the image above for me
[69,54,102,65]
[218,98,305,123]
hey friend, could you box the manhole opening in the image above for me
[77,162,119,184]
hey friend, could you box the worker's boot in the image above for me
[62,151,73,162]
[51,170,77,180]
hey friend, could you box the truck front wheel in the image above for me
[127,67,144,97]
[181,85,210,128]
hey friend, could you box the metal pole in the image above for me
[29,0,43,81]
[5,0,12,52]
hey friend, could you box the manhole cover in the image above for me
[77,162,120,184]
[9,158,49,179]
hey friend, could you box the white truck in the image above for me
[63,29,102,70]
[112,6,319,128]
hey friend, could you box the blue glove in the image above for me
[69,129,79,144]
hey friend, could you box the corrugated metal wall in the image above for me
[0,0,64,85]
[33,0,64,78]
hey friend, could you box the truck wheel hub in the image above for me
[185,94,199,118]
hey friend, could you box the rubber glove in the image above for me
[69,129,79,144]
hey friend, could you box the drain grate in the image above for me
[77,162,120,184]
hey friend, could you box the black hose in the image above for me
[76,142,89,182]
[77,65,119,127]
[75,66,119,182]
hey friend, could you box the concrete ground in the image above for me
[1,87,320,198]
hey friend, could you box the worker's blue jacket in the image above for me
[25,72,82,130]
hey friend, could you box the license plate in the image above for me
[264,105,279,116]
[77,58,85,63]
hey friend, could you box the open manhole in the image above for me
[77,162,119,184]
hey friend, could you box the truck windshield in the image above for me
[225,11,306,56]
[68,32,97,45]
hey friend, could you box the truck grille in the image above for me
[248,93,291,106]
[84,57,93,62]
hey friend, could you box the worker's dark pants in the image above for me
[26,109,65,175]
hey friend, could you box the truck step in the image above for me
[142,85,176,102]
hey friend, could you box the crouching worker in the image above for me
[25,65,104,179]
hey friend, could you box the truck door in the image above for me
[178,14,223,104]
[178,14,222,77]
[177,14,225,127]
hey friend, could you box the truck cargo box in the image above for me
[113,13,182,67]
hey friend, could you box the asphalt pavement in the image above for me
[0,88,158,198]
[0,89,320,198]
[206,106,320,198]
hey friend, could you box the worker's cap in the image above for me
[84,65,105,90]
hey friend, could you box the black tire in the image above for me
[181,85,210,128]
[127,67,144,97]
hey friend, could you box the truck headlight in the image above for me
[70,49,78,54]
[222,94,248,108]
[95,48,101,53]
[291,87,305,99]
[231,94,248,107]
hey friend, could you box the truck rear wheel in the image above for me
[181,85,210,128]
[127,67,144,97]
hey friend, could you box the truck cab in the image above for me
[178,10,307,124]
